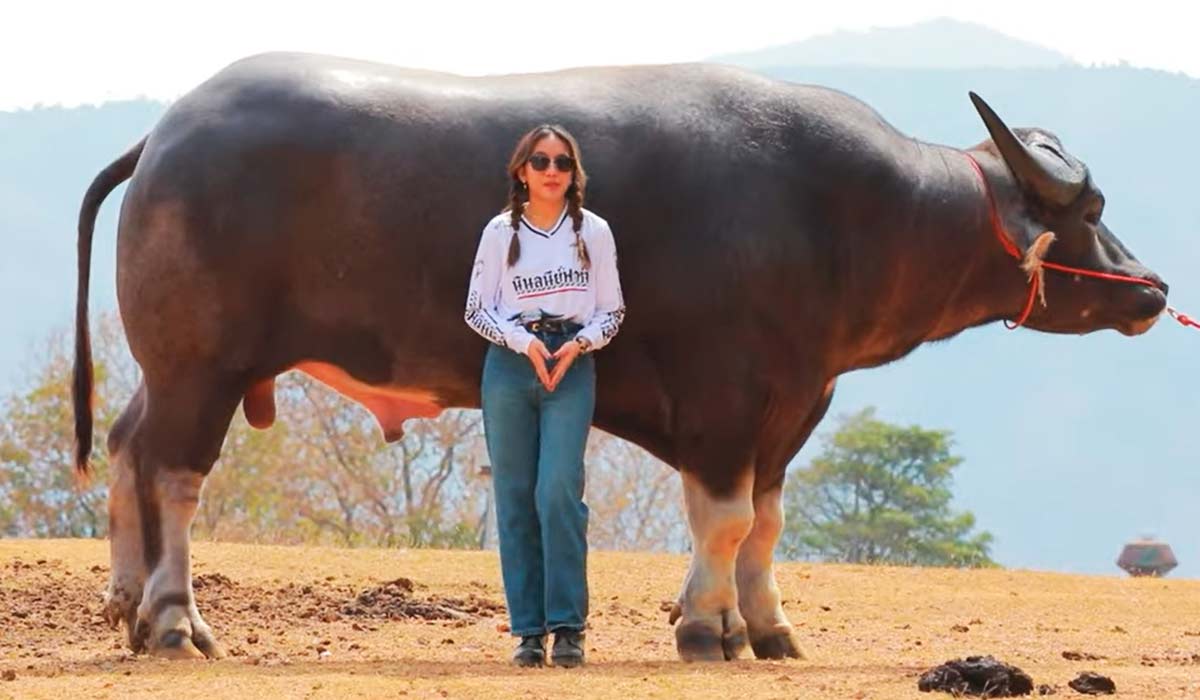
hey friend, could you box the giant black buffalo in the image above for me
[73,52,1167,661]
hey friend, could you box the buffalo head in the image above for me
[970,92,1167,335]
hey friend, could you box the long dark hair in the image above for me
[503,124,590,268]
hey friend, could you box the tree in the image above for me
[0,315,133,538]
[0,311,692,554]
[0,311,491,547]
[584,430,687,553]
[779,408,995,568]
[267,373,490,549]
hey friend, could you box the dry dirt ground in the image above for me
[1,539,1198,699]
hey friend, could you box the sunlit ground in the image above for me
[2,539,1198,699]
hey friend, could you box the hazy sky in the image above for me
[4,0,1197,111]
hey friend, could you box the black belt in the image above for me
[523,319,582,335]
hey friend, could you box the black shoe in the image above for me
[551,629,585,668]
[512,635,546,667]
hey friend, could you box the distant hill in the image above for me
[0,99,165,388]
[1,24,1198,578]
[712,17,1075,70]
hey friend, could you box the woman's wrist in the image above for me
[573,335,592,353]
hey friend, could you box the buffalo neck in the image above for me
[830,140,1031,375]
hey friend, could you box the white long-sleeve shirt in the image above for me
[464,206,625,355]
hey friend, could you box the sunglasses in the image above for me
[527,153,575,172]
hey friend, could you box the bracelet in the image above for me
[574,336,592,353]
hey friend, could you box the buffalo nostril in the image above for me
[1141,274,1169,295]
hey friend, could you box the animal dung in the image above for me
[918,655,1034,696]
[1067,672,1116,695]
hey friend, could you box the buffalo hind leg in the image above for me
[135,467,220,659]
[674,470,755,661]
[126,375,240,659]
[103,383,149,650]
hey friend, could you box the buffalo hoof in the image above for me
[675,610,748,662]
[153,629,208,660]
[103,583,146,653]
[189,624,227,660]
[750,626,805,660]
[148,624,226,660]
[136,599,227,660]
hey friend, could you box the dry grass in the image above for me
[1,539,1199,699]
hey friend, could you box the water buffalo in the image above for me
[73,52,1167,661]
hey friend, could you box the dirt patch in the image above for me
[0,554,505,672]
[918,655,1034,697]
[0,558,108,639]
[192,572,234,589]
[186,571,504,627]
[343,577,504,622]
[1138,651,1200,666]
[5,540,1200,699]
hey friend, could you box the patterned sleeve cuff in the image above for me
[505,328,535,355]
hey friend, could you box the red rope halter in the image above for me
[964,154,1177,330]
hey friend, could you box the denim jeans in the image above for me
[481,330,595,637]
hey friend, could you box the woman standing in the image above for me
[464,124,625,667]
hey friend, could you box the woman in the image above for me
[464,124,625,667]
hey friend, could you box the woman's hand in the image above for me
[525,338,554,390]
[546,339,582,391]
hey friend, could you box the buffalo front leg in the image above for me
[673,471,754,661]
[736,378,834,659]
[736,486,803,659]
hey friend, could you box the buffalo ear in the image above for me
[969,91,1085,207]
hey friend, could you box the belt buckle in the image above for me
[528,321,542,333]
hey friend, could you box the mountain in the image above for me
[1,22,1197,578]
[0,100,166,388]
[712,18,1075,70]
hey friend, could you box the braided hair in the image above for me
[503,124,590,268]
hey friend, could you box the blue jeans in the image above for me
[481,331,595,637]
